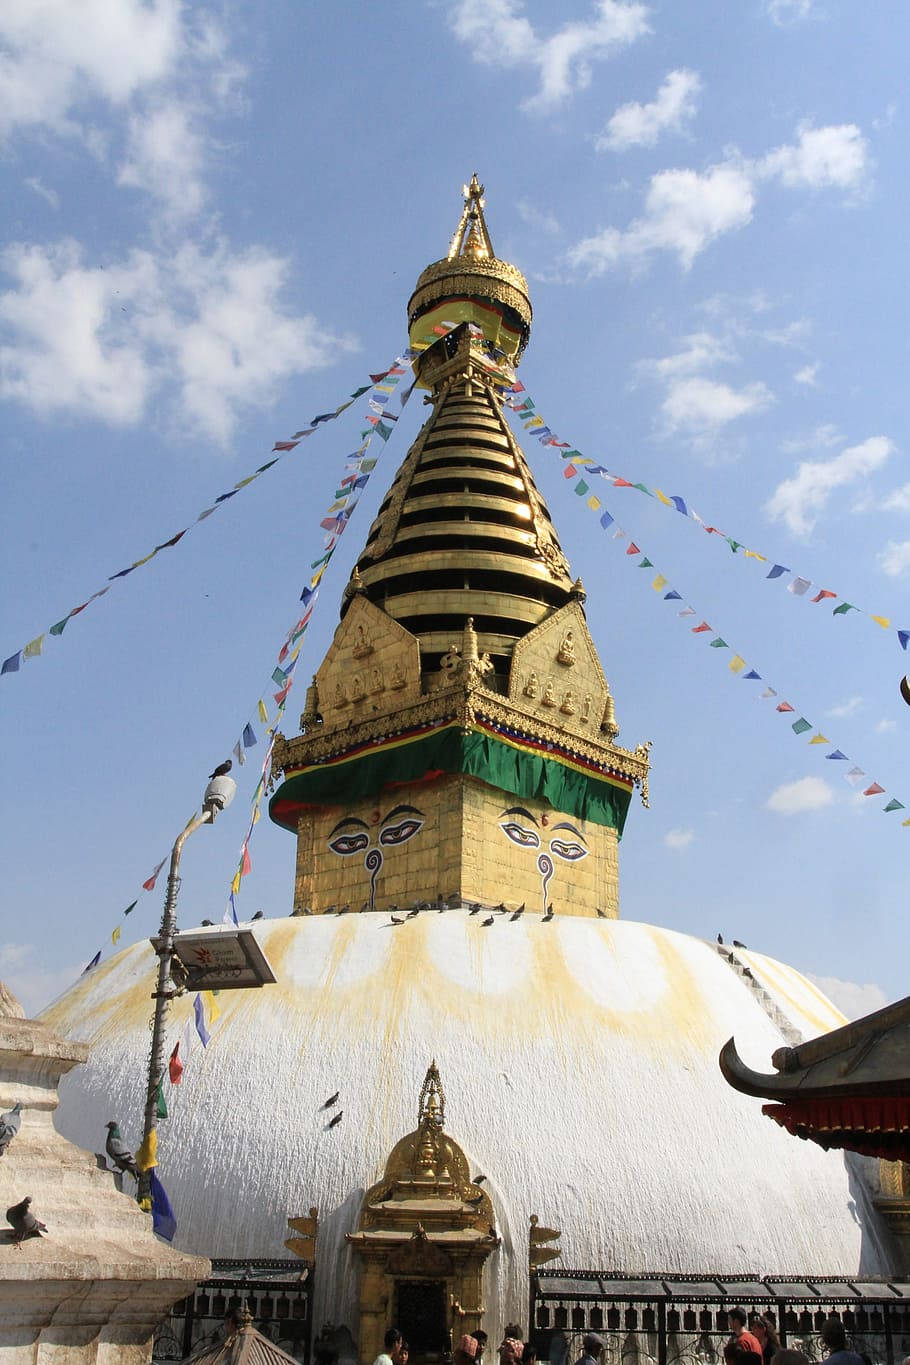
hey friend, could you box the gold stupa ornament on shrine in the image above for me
[269,178,649,918]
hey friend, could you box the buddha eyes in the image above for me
[549,839,588,862]
[328,831,371,857]
[379,818,424,847]
[499,821,541,849]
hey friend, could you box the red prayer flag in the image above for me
[613,478,633,488]
[625,542,640,555]
[142,857,167,891]
[369,371,390,383]
[241,845,252,877]
[776,701,795,713]
[169,1042,184,1085]
[691,622,711,633]
[563,464,577,478]
[811,589,836,603]
[863,782,885,796]
[272,440,299,452]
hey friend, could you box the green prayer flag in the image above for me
[884,798,905,813]
[49,617,69,636]
[832,602,856,615]
[792,717,813,734]
[727,539,742,553]
[574,479,589,496]
[709,638,728,648]
[123,900,138,916]
[156,1081,168,1119]
[633,483,653,496]
[638,558,653,568]
[360,459,377,471]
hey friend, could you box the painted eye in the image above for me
[499,821,540,849]
[379,818,424,846]
[328,832,370,856]
[549,839,588,862]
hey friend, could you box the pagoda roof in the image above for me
[183,1308,300,1365]
[720,993,910,1160]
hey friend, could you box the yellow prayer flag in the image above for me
[651,575,668,593]
[136,1129,158,1172]
[311,566,326,589]
[203,990,221,1026]
[573,457,593,466]
[233,474,258,489]
[728,655,747,674]
[111,924,121,945]
[527,416,544,428]
[231,870,242,895]
[809,733,829,745]
[258,699,268,723]
[744,550,767,562]
[327,500,347,513]
[290,646,301,662]
[586,495,601,511]
[654,489,672,507]
[871,615,891,628]
[252,806,261,825]
[131,550,157,569]
[23,634,44,659]
[903,818,910,827]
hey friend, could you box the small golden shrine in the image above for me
[346,1063,497,1363]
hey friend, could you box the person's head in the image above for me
[522,1345,537,1365]
[821,1321,847,1354]
[728,1308,748,1336]
[751,1315,780,1349]
[472,1333,489,1358]
[724,1344,762,1365]
[582,1335,605,1360]
[385,1328,403,1360]
[398,1341,409,1365]
[505,1326,524,1343]
[771,1352,810,1365]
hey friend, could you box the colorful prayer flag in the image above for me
[729,656,746,674]
[23,635,44,659]
[884,798,905,813]
[257,699,268,724]
[651,575,668,592]
[743,670,761,681]
[845,767,866,786]
[767,565,789,579]
[149,1170,177,1242]
[776,702,795,713]
[599,511,614,530]
[193,994,210,1047]
[826,750,847,760]
[862,782,885,796]
[156,1079,167,1119]
[692,622,711,634]
[136,1129,158,1172]
[242,723,257,748]
[1,652,21,675]
[82,951,101,973]
[664,590,682,602]
[169,1042,184,1085]
[809,733,829,745]
[124,900,137,915]
[811,589,836,604]
[670,496,688,515]
[638,557,653,568]
[709,638,728,649]
[111,924,121,945]
[899,630,909,650]
[870,615,891,628]
[788,577,811,596]
[232,739,245,767]
[203,990,221,1026]
[791,718,812,734]
[143,858,167,892]
[625,542,640,556]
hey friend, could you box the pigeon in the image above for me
[481,917,495,927]
[733,939,748,949]
[726,952,735,964]
[208,760,232,779]
[389,915,403,926]
[324,905,337,915]
[105,1122,139,1179]
[717,933,724,944]
[542,906,555,922]
[328,1112,343,1128]
[251,911,264,921]
[742,967,754,980]
[465,1192,484,1205]
[338,904,350,915]
[359,901,370,913]
[495,902,507,914]
[474,1174,487,1185]
[322,1092,340,1109]
[201,919,213,926]
[406,908,419,919]
[6,1196,46,1245]
[468,903,482,915]
[379,1187,394,1203]
[510,907,524,921]
[0,1103,22,1157]
[596,907,607,919]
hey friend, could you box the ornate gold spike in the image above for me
[418,1058,446,1129]
[529,1213,562,1268]
[285,1205,318,1260]
[447,173,495,261]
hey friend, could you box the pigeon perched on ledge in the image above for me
[105,1122,139,1179]
[7,1196,46,1245]
[208,760,232,779]
[0,1102,22,1157]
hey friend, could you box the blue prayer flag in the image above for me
[899,630,909,651]
[1,652,21,675]
[599,511,615,531]
[82,950,101,973]
[766,564,789,579]
[300,587,314,606]
[826,750,848,760]
[670,496,688,515]
[193,994,210,1047]
[663,590,682,602]
[149,1170,177,1242]
[242,723,257,748]
[743,670,762,680]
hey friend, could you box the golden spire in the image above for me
[447,174,494,261]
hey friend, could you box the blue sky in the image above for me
[1,0,907,1020]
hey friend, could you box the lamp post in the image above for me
[139,774,236,1200]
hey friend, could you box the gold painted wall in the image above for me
[292,772,619,917]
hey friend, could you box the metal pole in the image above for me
[139,807,212,1202]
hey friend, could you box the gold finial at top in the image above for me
[447,173,494,262]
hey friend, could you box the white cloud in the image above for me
[664,827,694,850]
[0,238,355,441]
[765,435,894,538]
[827,695,863,718]
[516,200,561,235]
[639,331,734,380]
[767,776,834,814]
[806,973,888,1022]
[878,539,910,577]
[449,0,650,112]
[781,422,842,454]
[569,122,868,275]
[883,481,910,512]
[662,376,772,433]
[597,68,701,151]
[569,161,755,273]
[758,123,868,191]
[766,0,816,24]
[876,718,897,733]
[794,363,819,386]
[24,175,59,208]
[118,101,207,217]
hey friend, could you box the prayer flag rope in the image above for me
[549,480,908,824]
[500,387,909,655]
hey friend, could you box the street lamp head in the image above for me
[203,774,237,816]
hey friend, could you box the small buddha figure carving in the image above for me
[350,672,366,702]
[352,623,373,659]
[556,630,576,666]
[391,662,407,690]
[581,692,593,723]
[370,666,384,694]
[476,652,494,676]
[524,671,540,699]
[542,678,556,707]
[334,680,348,707]
[560,690,577,716]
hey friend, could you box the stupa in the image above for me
[42,179,899,1364]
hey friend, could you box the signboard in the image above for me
[151,925,277,991]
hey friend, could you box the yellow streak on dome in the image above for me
[743,952,847,1034]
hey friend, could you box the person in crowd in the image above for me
[728,1308,763,1360]
[372,1328,403,1365]
[499,1325,525,1365]
[750,1312,781,1365]
[472,1331,489,1363]
[820,1318,864,1365]
[573,1334,604,1365]
[455,1336,479,1365]
[771,1352,810,1365]
[398,1341,409,1365]
[724,1341,762,1365]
